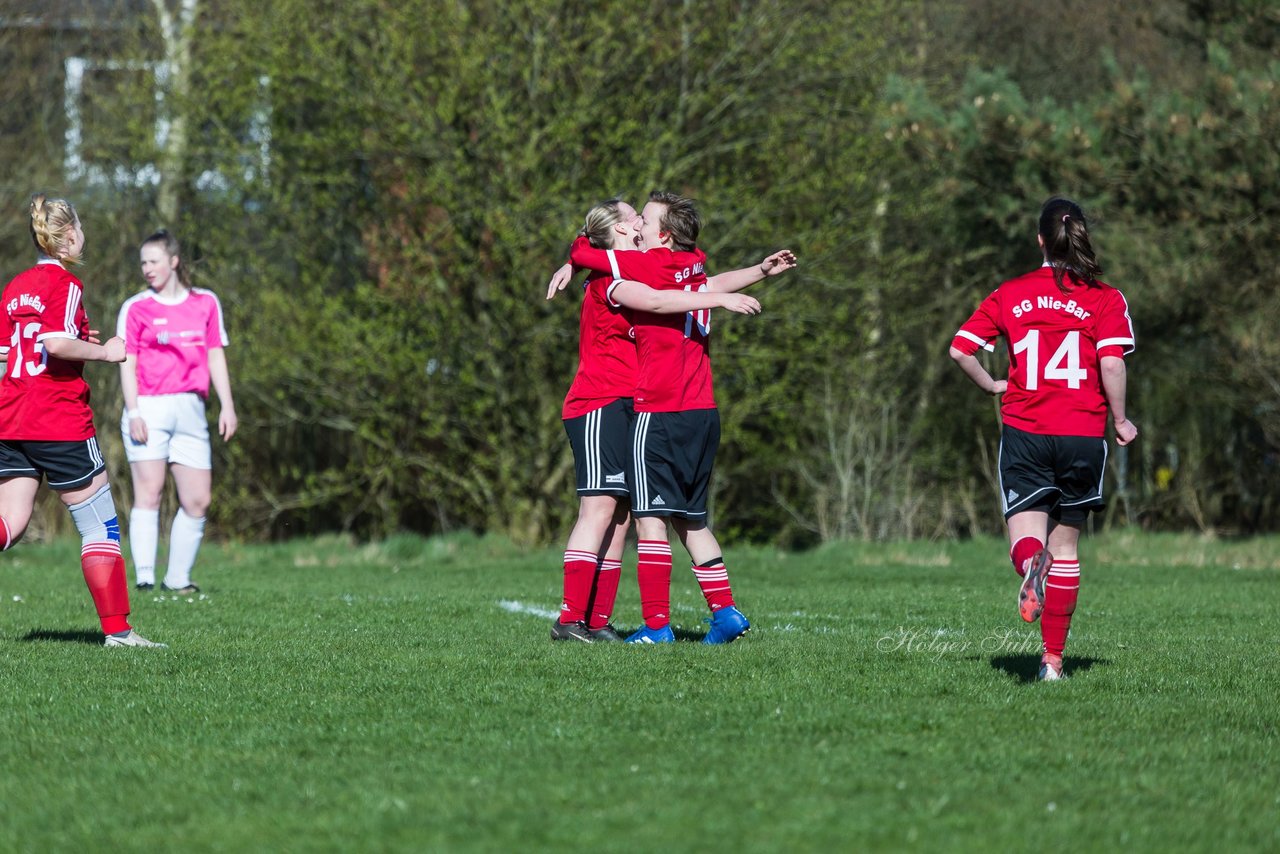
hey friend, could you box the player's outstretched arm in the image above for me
[949,346,1006,396]
[610,280,760,315]
[706,249,798,293]
[545,263,575,300]
[44,335,126,363]
[1100,355,1137,445]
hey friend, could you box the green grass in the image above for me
[1,531,1277,852]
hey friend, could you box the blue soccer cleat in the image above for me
[702,606,750,644]
[626,624,675,644]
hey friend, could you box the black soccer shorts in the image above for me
[997,424,1107,524]
[628,408,720,520]
[0,436,107,491]
[564,398,634,496]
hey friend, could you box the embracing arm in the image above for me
[610,280,760,315]
[1100,355,1137,445]
[208,348,238,441]
[949,347,1006,396]
[706,249,797,293]
[545,263,577,300]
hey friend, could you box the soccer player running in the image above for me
[0,194,165,647]
[118,230,237,595]
[567,190,797,644]
[949,196,1136,681]
[549,198,764,643]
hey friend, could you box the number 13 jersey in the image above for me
[952,266,1135,437]
[0,261,96,440]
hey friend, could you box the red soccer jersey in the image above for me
[569,237,714,413]
[0,262,97,440]
[562,270,638,419]
[952,266,1135,437]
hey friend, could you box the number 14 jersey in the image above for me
[952,266,1135,437]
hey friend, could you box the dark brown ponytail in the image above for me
[1038,197,1102,294]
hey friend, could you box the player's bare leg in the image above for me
[1039,522,1083,680]
[625,515,674,643]
[582,503,629,640]
[672,520,749,644]
[1008,510,1052,622]
[127,459,167,588]
[553,495,621,641]
[61,472,165,648]
[163,463,210,593]
[0,476,41,548]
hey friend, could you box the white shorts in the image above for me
[121,393,212,469]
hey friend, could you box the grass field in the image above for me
[0,531,1276,852]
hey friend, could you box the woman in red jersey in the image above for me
[546,198,762,642]
[0,195,164,647]
[950,196,1136,681]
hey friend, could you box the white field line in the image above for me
[498,599,559,620]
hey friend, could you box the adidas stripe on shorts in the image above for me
[629,408,720,520]
[564,397,633,496]
[998,424,1107,524]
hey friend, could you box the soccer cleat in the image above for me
[702,606,751,645]
[1038,653,1064,681]
[625,624,675,644]
[550,619,594,643]
[104,630,168,649]
[135,582,154,591]
[162,583,200,595]
[588,624,624,642]
[1018,549,1053,623]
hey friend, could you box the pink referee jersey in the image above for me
[116,288,229,398]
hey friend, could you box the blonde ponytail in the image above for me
[579,197,627,249]
[28,193,80,264]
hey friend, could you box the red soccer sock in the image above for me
[1041,558,1081,657]
[691,558,735,613]
[0,516,11,551]
[636,539,672,629]
[81,545,132,635]
[1009,536,1043,577]
[558,549,597,625]
[585,558,622,630]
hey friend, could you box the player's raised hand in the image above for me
[720,293,762,315]
[545,263,574,300]
[760,250,797,277]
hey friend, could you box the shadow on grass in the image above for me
[614,626,709,643]
[989,654,1108,684]
[19,628,102,646]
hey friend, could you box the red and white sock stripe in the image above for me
[598,558,622,572]
[82,540,122,559]
[1046,559,1080,589]
[637,541,671,559]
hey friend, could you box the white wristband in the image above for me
[127,409,141,419]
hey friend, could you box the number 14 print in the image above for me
[1012,329,1087,390]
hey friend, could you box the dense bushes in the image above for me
[1,1,1275,543]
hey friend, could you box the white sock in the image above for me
[163,509,206,589]
[129,507,160,585]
